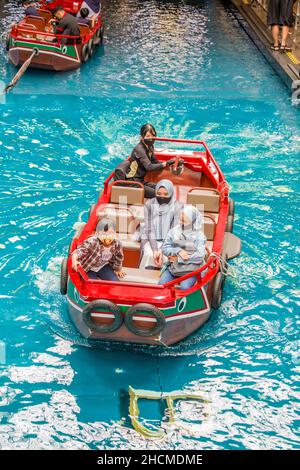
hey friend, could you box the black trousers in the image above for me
[267,0,295,27]
[87,265,118,281]
[143,182,156,198]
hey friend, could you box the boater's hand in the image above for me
[153,250,163,266]
[116,270,126,279]
[168,255,177,263]
[72,261,81,272]
[178,250,190,261]
[164,159,176,167]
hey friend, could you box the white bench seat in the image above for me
[122,267,161,285]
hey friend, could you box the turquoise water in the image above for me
[0,0,299,450]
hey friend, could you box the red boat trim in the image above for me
[67,287,210,322]
[67,294,176,310]
[90,308,210,322]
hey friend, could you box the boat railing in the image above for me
[40,0,81,15]
[75,250,219,295]
[10,24,91,45]
[103,170,117,193]
[103,138,228,196]
[155,137,228,195]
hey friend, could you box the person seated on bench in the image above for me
[77,8,92,27]
[50,6,80,44]
[119,124,175,198]
[140,179,182,269]
[71,217,126,282]
[77,0,101,26]
[158,205,206,290]
[22,0,41,17]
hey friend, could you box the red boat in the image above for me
[7,1,104,72]
[60,138,241,347]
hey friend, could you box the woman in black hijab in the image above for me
[122,124,175,198]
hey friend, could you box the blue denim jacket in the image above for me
[161,225,206,266]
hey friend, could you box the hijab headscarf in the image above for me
[179,204,203,240]
[152,179,176,241]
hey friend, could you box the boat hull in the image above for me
[8,39,82,71]
[66,278,212,347]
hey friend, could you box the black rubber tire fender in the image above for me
[6,34,10,51]
[83,299,123,333]
[228,198,235,217]
[226,215,234,233]
[81,42,90,63]
[99,25,104,44]
[60,258,68,295]
[211,272,223,310]
[88,38,94,57]
[93,25,102,46]
[124,303,166,337]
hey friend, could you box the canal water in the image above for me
[0,0,299,449]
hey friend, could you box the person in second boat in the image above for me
[77,0,101,18]
[71,217,126,281]
[22,0,40,17]
[124,124,176,198]
[77,8,92,27]
[139,179,182,269]
[159,205,206,290]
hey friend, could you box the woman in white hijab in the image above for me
[139,179,182,269]
[159,205,206,289]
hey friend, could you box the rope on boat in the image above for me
[209,251,236,278]
[4,48,39,93]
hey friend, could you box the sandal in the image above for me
[271,44,280,51]
[280,45,292,52]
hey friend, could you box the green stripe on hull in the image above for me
[11,39,78,59]
[67,279,207,317]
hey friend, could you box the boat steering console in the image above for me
[170,156,185,175]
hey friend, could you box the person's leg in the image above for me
[143,182,156,199]
[87,270,99,280]
[268,0,281,48]
[281,25,290,48]
[271,24,280,47]
[139,241,155,269]
[96,265,119,281]
[179,275,197,290]
[158,269,175,285]
[280,0,294,49]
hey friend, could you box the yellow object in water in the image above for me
[129,386,210,439]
